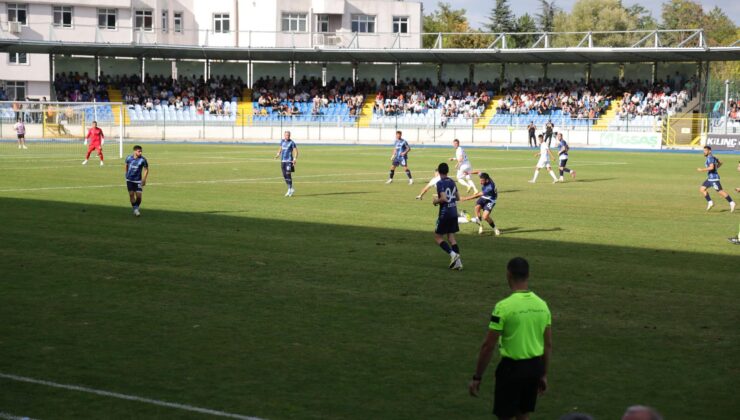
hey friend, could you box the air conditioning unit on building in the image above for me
[8,21,22,34]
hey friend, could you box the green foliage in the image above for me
[423,2,491,48]
[486,0,516,33]
[551,0,649,47]
[536,0,558,32]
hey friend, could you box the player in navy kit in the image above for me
[386,131,413,185]
[125,145,149,217]
[462,172,501,236]
[556,133,576,182]
[697,146,735,212]
[432,163,463,270]
[274,131,298,197]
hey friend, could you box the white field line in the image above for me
[0,159,277,171]
[0,412,40,420]
[0,373,264,420]
[0,162,627,193]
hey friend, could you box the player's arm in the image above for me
[468,329,500,397]
[274,146,281,159]
[100,129,105,145]
[402,143,411,157]
[292,146,298,164]
[540,326,552,395]
[461,192,483,202]
[141,166,149,187]
[433,191,448,205]
[697,163,713,172]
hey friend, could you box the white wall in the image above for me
[548,64,586,82]
[296,63,323,81]
[399,64,437,83]
[327,63,353,81]
[474,64,502,83]
[624,63,652,83]
[591,63,619,81]
[357,63,393,85]
[101,58,141,77]
[253,62,291,83]
[55,56,96,76]
[505,64,544,82]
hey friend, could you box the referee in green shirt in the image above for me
[469,257,552,420]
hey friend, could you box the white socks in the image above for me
[532,171,539,182]
[548,170,557,181]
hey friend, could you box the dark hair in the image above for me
[704,145,711,151]
[92,120,97,124]
[396,130,402,135]
[453,138,460,144]
[133,145,142,151]
[538,134,544,139]
[437,162,449,175]
[479,172,491,181]
[507,257,529,281]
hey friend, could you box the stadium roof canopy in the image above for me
[1,28,739,63]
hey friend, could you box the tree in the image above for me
[486,0,515,33]
[703,6,736,46]
[551,0,643,47]
[626,5,657,31]
[514,13,539,47]
[422,2,491,48]
[536,0,558,32]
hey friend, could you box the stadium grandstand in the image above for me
[1,0,738,150]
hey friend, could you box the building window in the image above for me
[9,52,28,65]
[351,15,375,33]
[53,6,73,28]
[213,13,230,33]
[173,12,183,33]
[5,81,26,100]
[8,3,28,25]
[98,8,117,30]
[135,10,153,32]
[316,15,329,33]
[393,17,408,34]
[161,9,168,32]
[281,13,307,32]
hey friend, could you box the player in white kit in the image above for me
[449,139,478,193]
[528,134,559,184]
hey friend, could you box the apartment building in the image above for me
[0,0,422,99]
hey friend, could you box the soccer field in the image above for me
[0,143,738,419]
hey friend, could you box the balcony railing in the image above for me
[2,24,737,50]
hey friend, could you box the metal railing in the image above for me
[2,24,737,50]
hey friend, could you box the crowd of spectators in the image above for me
[54,72,110,102]
[616,77,695,119]
[373,78,495,123]
[252,76,366,117]
[495,78,613,120]
[116,74,244,116]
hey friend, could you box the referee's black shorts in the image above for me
[493,356,544,419]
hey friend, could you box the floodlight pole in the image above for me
[724,79,730,134]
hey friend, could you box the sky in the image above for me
[418,0,740,28]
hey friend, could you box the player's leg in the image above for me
[529,165,541,183]
[21,135,27,149]
[546,163,558,182]
[717,185,735,212]
[447,233,463,270]
[484,207,501,236]
[700,183,713,210]
[282,163,293,196]
[83,144,95,164]
[97,145,104,166]
[403,163,413,184]
[387,163,397,184]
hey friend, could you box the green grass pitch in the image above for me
[0,143,738,419]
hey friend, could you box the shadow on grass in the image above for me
[573,177,617,183]
[0,196,738,420]
[501,226,564,235]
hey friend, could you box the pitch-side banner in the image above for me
[705,134,740,151]
[594,132,662,149]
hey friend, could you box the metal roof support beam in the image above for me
[677,30,701,48]
[488,33,505,49]
[576,32,592,48]
[632,31,656,48]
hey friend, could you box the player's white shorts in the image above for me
[457,162,473,179]
[536,158,551,169]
